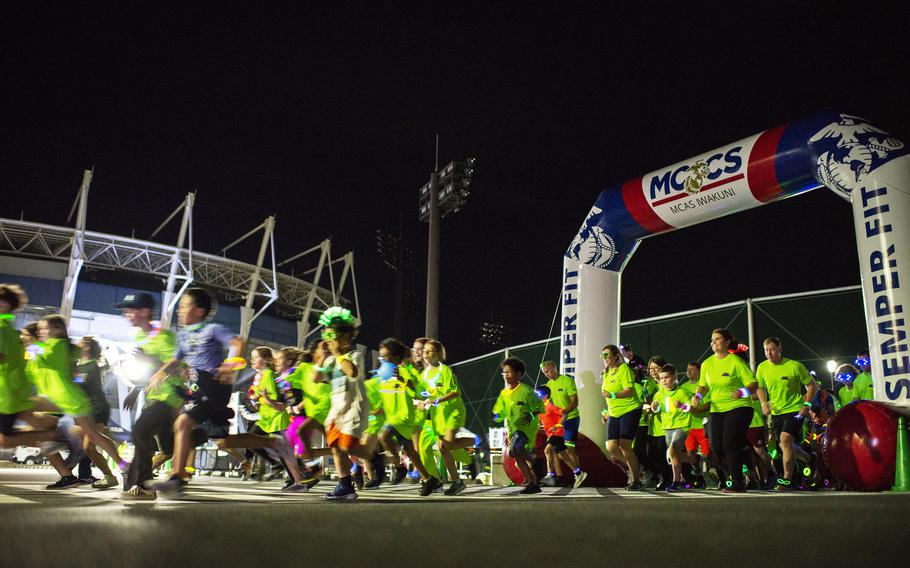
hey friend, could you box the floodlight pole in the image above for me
[425,170,440,338]
[59,169,92,322]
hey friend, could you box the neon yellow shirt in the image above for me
[302,363,332,424]
[32,338,91,416]
[602,363,640,418]
[378,366,421,439]
[423,363,467,434]
[756,357,812,415]
[655,385,691,430]
[853,372,874,401]
[254,369,290,433]
[492,382,544,443]
[137,327,183,409]
[698,354,756,413]
[0,315,32,414]
[546,374,579,420]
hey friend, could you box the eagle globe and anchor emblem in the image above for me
[809,113,905,198]
[568,206,618,268]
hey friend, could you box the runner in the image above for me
[540,360,585,487]
[492,357,544,494]
[601,344,643,490]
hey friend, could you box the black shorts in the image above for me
[545,435,567,453]
[92,404,111,426]
[0,412,20,437]
[184,370,232,426]
[772,412,804,439]
[607,409,642,441]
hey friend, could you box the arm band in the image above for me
[609,392,617,400]
[738,388,750,398]
[803,401,813,407]
[694,392,703,401]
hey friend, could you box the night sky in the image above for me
[3,4,908,360]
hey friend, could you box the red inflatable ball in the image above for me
[823,400,899,491]
[502,430,628,487]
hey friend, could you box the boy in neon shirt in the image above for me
[834,364,860,407]
[756,337,817,490]
[493,357,544,494]
[649,365,692,492]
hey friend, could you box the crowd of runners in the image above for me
[0,282,874,500]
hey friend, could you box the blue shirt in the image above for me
[175,323,235,374]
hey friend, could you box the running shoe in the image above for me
[364,478,382,490]
[92,475,118,490]
[572,471,588,489]
[154,476,188,498]
[444,479,467,496]
[774,479,795,492]
[625,481,643,491]
[282,482,310,493]
[78,475,99,486]
[666,481,684,493]
[325,482,358,501]
[390,465,408,485]
[721,486,747,494]
[519,483,541,495]
[121,485,156,500]
[352,470,365,490]
[46,475,80,490]
[540,474,558,487]
[419,477,442,496]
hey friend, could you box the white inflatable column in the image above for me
[851,155,910,407]
[561,257,623,448]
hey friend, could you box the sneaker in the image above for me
[722,486,747,494]
[774,479,794,492]
[626,481,643,491]
[325,482,358,501]
[264,466,285,482]
[390,465,407,485]
[92,475,118,490]
[573,470,588,489]
[154,476,188,499]
[541,474,558,487]
[121,485,156,500]
[77,475,99,486]
[282,482,310,493]
[352,471,364,490]
[46,475,79,490]
[692,476,705,489]
[519,483,542,495]
[419,477,442,497]
[444,479,467,496]
[666,481,683,493]
[363,478,382,490]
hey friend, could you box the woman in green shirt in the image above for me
[690,328,758,493]
[601,344,643,490]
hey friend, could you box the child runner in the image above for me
[0,285,59,451]
[649,364,692,492]
[680,361,711,488]
[852,350,874,401]
[152,288,303,498]
[834,364,860,407]
[360,365,387,489]
[71,336,119,489]
[375,337,442,495]
[290,340,333,486]
[535,385,586,488]
[29,315,126,489]
[316,307,372,500]
[115,292,184,500]
[492,357,544,494]
[539,360,585,487]
[421,339,473,496]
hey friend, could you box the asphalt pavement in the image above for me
[2,464,908,567]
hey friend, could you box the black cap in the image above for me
[113,292,156,310]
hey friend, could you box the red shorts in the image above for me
[685,428,710,456]
[326,425,359,451]
[746,427,767,448]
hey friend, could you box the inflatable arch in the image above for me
[561,108,910,445]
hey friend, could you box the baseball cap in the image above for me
[113,292,156,310]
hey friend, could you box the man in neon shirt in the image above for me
[756,337,817,491]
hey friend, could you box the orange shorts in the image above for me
[326,425,359,451]
[685,428,710,456]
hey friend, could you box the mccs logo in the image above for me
[648,147,743,200]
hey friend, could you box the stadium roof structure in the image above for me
[0,169,358,347]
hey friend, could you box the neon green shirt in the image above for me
[853,372,874,401]
[33,338,91,416]
[639,378,656,427]
[0,315,32,414]
[492,382,544,444]
[679,381,708,429]
[378,366,421,439]
[363,377,386,435]
[698,354,757,413]
[302,363,332,424]
[654,385,691,430]
[602,363,640,418]
[749,398,766,428]
[137,327,183,409]
[756,357,812,415]
[838,385,858,407]
[423,363,467,434]
[254,369,290,433]
[546,374,579,420]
